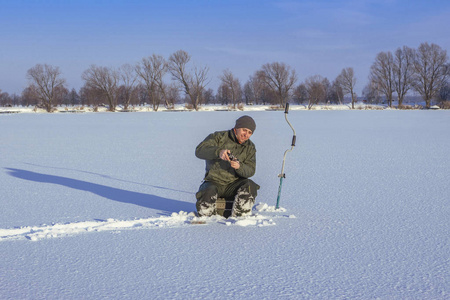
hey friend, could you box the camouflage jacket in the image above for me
[195,130,256,186]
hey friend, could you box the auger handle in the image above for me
[277,102,297,209]
[285,103,295,146]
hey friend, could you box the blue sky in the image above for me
[1,0,449,95]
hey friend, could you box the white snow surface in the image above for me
[1,110,449,299]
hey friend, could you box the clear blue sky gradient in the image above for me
[1,0,449,95]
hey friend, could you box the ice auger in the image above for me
[276,103,296,209]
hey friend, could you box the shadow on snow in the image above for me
[21,162,195,195]
[5,168,195,214]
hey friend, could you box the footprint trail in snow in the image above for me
[0,203,294,241]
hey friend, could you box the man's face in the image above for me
[235,128,253,143]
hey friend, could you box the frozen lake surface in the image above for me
[1,110,449,299]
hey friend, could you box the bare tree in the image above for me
[6,93,19,107]
[370,51,395,107]
[10,94,21,107]
[136,54,170,111]
[393,46,415,107]
[21,86,39,107]
[203,88,215,105]
[293,83,308,105]
[244,72,265,105]
[26,64,66,112]
[438,78,450,104]
[118,64,138,110]
[81,65,119,111]
[362,82,382,104]
[0,90,9,107]
[134,83,150,106]
[243,81,253,105]
[66,88,81,106]
[330,79,344,104]
[412,42,449,108]
[337,67,357,109]
[79,84,104,107]
[259,62,297,108]
[322,77,333,104]
[168,50,209,110]
[53,86,69,107]
[155,83,179,108]
[217,83,231,105]
[219,69,242,109]
[305,75,327,110]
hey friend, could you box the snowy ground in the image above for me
[1,110,449,299]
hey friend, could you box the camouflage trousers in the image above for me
[195,179,259,217]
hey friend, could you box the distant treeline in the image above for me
[1,42,449,112]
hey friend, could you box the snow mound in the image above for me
[225,214,276,227]
[254,202,287,212]
[1,211,284,241]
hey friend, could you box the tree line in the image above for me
[1,42,449,112]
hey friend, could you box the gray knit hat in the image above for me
[235,115,256,132]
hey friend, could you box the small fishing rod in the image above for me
[276,103,296,209]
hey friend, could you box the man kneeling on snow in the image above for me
[195,115,259,217]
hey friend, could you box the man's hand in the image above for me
[219,149,240,169]
[230,160,240,170]
[219,149,231,161]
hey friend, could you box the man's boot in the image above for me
[231,185,255,217]
[196,193,217,217]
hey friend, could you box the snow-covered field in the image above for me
[1,110,449,299]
